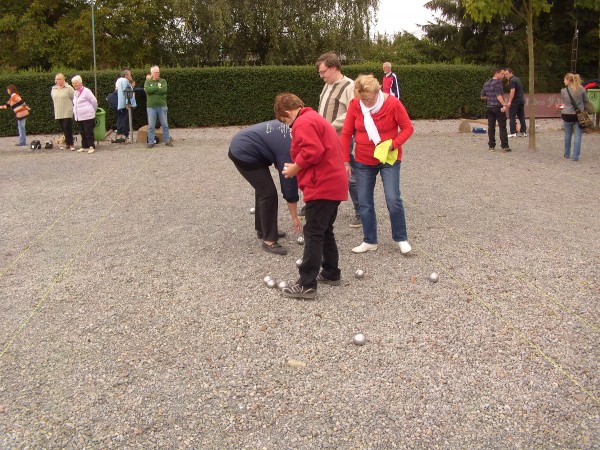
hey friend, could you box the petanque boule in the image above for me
[263,275,272,285]
[278,281,289,290]
[267,279,277,289]
[295,258,303,267]
[250,207,256,214]
[429,272,439,283]
[353,333,367,346]
[297,235,304,245]
[355,269,365,278]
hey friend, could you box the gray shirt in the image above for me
[561,87,589,114]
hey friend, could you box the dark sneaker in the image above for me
[147,143,155,148]
[165,141,173,147]
[502,147,512,152]
[349,216,362,228]
[488,147,495,152]
[316,273,341,286]
[261,241,288,255]
[298,206,306,218]
[282,283,317,299]
[257,230,287,239]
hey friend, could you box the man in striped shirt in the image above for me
[315,52,360,228]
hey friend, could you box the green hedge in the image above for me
[0,64,490,137]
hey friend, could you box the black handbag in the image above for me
[565,87,593,129]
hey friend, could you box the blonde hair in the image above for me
[354,74,381,98]
[564,73,582,92]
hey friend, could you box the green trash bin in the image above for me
[587,89,600,113]
[93,107,106,142]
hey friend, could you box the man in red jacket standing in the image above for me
[274,93,348,299]
[382,62,401,99]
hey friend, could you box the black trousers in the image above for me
[77,118,95,149]
[509,102,527,134]
[298,199,341,289]
[487,106,509,149]
[117,108,129,136]
[57,118,74,146]
[233,162,279,242]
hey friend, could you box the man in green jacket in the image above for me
[144,65,173,148]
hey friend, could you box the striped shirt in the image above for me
[318,75,355,134]
[481,78,504,108]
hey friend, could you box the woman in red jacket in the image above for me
[274,93,348,299]
[340,75,414,254]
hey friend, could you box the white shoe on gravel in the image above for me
[352,242,378,253]
[398,241,412,254]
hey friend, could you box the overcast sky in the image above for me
[374,0,440,36]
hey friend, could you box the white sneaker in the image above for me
[87,147,95,154]
[508,133,517,138]
[398,241,412,254]
[519,132,528,137]
[77,148,88,153]
[352,242,378,253]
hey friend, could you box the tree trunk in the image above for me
[527,2,536,150]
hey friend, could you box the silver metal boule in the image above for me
[278,281,288,290]
[267,279,277,289]
[297,235,304,245]
[263,275,272,284]
[295,258,302,267]
[353,333,367,346]
[250,207,256,214]
[429,272,439,283]
[355,269,365,278]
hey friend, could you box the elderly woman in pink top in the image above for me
[71,75,98,154]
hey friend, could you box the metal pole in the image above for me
[91,0,98,97]
[127,105,134,143]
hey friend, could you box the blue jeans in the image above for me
[348,152,359,216]
[17,118,27,145]
[563,120,582,161]
[354,160,407,244]
[147,106,170,144]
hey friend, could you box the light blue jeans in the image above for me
[17,118,27,145]
[147,106,170,144]
[354,160,407,244]
[563,120,582,161]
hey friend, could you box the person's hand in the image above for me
[292,216,302,233]
[282,162,300,178]
[345,164,352,178]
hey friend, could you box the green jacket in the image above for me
[144,77,168,108]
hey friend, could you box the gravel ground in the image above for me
[0,119,599,449]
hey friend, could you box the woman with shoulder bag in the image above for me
[560,73,589,162]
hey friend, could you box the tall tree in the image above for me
[464,0,552,151]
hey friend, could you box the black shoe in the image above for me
[147,143,155,148]
[502,147,512,152]
[261,241,288,255]
[257,230,287,240]
[282,283,317,299]
[488,147,495,151]
[298,206,306,218]
[316,273,341,286]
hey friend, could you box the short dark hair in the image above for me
[274,93,304,122]
[505,68,514,75]
[315,52,341,71]
[6,84,18,95]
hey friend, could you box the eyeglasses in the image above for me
[318,67,330,76]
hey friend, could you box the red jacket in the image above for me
[340,95,413,166]
[290,107,348,202]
